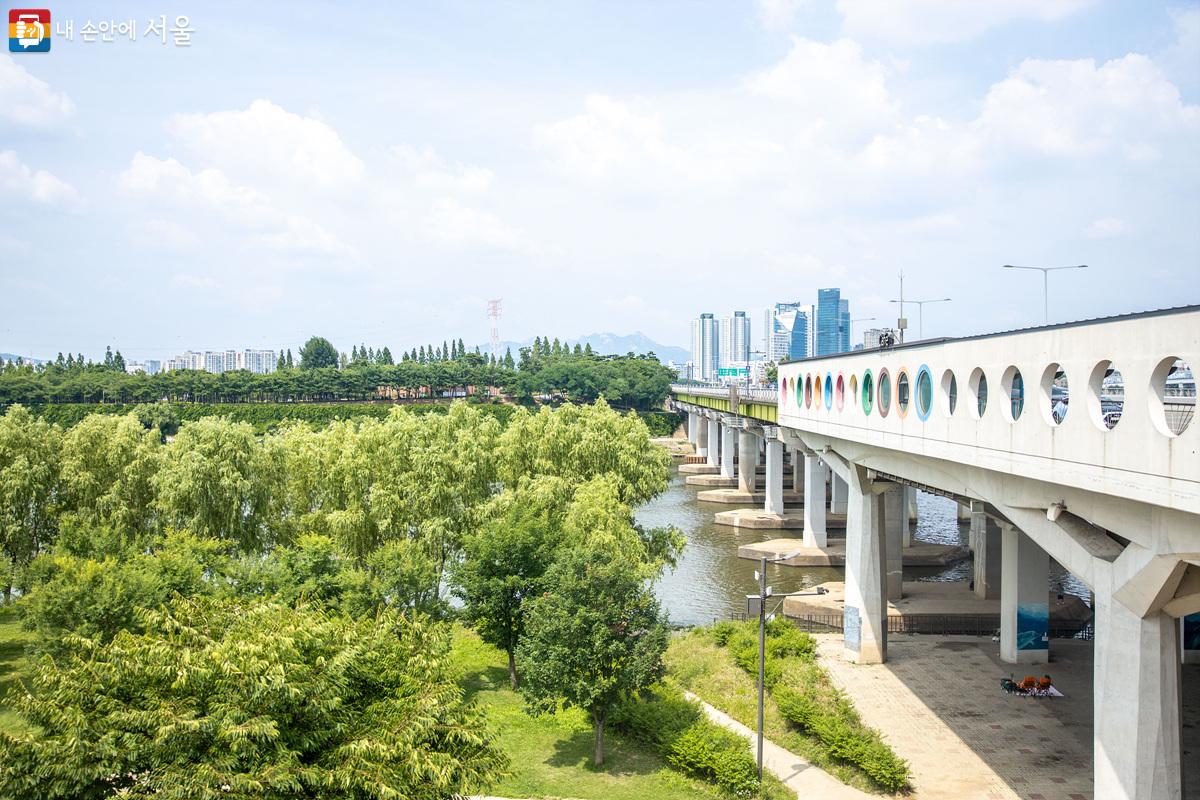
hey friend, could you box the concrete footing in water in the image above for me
[738,537,967,566]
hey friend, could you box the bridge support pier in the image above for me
[706,416,720,468]
[883,484,905,600]
[790,447,804,495]
[764,437,784,516]
[830,474,848,515]
[1000,524,1049,664]
[720,424,736,479]
[803,453,827,548]
[904,487,916,547]
[844,467,887,664]
[696,415,709,459]
[1094,595,1182,800]
[970,502,1001,599]
[737,431,757,495]
[687,412,699,449]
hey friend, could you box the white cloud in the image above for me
[835,0,1096,45]
[1085,217,1130,238]
[423,197,531,251]
[172,273,218,289]
[746,38,897,134]
[0,150,79,206]
[390,144,495,195]
[140,219,199,248]
[167,99,365,188]
[757,0,809,30]
[118,152,352,254]
[1160,7,1200,93]
[0,55,73,128]
[975,54,1200,159]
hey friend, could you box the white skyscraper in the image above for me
[690,313,719,381]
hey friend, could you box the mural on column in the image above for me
[1184,612,1200,651]
[1016,602,1049,650]
[844,606,861,653]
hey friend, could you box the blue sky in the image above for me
[2,0,1198,361]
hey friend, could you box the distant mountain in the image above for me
[485,332,690,364]
[0,352,45,365]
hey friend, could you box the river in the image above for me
[639,464,1088,627]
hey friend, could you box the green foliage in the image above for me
[638,410,685,437]
[0,598,508,799]
[709,620,911,792]
[0,406,61,600]
[611,684,762,798]
[516,543,670,766]
[299,335,339,369]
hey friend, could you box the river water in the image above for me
[639,465,1088,627]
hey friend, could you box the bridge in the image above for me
[669,305,1199,800]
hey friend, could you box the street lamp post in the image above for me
[749,553,827,782]
[1002,264,1088,325]
[888,298,950,340]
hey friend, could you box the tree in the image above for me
[112,350,126,372]
[299,336,338,370]
[0,406,61,601]
[277,351,286,371]
[380,346,394,365]
[517,542,669,767]
[452,477,570,689]
[0,597,508,799]
[286,349,294,368]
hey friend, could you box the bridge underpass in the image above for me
[670,306,1199,800]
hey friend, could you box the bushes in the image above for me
[709,620,911,793]
[612,685,760,798]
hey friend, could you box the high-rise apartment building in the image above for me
[839,298,850,353]
[166,348,276,374]
[690,313,720,381]
[719,311,750,367]
[762,303,809,363]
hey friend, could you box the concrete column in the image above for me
[904,486,916,547]
[802,454,827,548]
[957,502,972,522]
[706,416,720,467]
[830,474,848,515]
[970,503,1001,599]
[696,415,709,458]
[1093,595,1182,800]
[790,447,804,494]
[844,466,886,664]
[999,524,1049,664]
[882,484,905,600]
[737,431,757,494]
[687,412,699,447]
[720,424,736,479]
[764,438,784,516]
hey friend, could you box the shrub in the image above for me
[666,724,759,797]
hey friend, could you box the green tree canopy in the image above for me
[298,336,338,370]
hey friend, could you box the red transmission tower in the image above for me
[487,299,502,361]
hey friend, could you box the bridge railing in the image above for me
[670,383,779,403]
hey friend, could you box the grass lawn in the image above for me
[450,627,777,800]
[0,604,33,735]
[666,629,888,795]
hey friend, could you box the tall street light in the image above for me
[888,298,950,340]
[850,317,875,349]
[1002,264,1088,325]
[749,553,826,781]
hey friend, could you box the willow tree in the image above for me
[59,412,161,542]
[0,405,61,601]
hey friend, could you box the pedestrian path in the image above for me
[683,690,873,800]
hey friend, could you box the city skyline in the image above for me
[2,1,1198,361]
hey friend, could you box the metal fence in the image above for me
[786,613,1094,640]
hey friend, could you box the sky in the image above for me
[2,0,1198,362]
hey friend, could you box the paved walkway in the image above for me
[684,690,871,799]
[814,634,1094,800]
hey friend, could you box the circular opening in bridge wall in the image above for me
[781,376,788,405]
[835,374,845,411]
[878,368,892,417]
[861,370,874,415]
[940,369,957,417]
[1087,360,1123,430]
[916,366,933,421]
[804,375,813,409]
[1002,366,1024,422]
[969,368,988,419]
[814,375,823,410]
[1040,364,1068,426]
[896,370,911,417]
[848,374,858,413]
[1150,356,1193,437]
[824,372,834,410]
